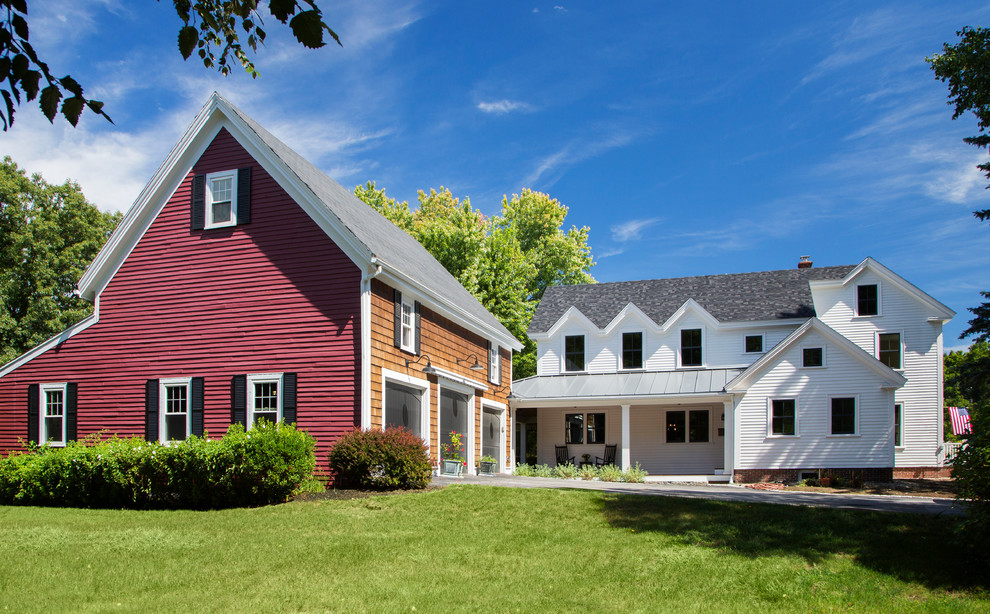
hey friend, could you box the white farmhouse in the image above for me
[510,257,954,482]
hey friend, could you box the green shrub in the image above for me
[952,401,990,554]
[552,462,578,478]
[513,463,533,476]
[327,427,432,490]
[622,463,647,483]
[598,464,623,482]
[532,464,553,478]
[578,464,598,480]
[0,422,315,509]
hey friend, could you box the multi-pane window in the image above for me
[745,335,764,353]
[770,399,796,436]
[688,410,709,443]
[162,381,190,442]
[205,170,237,228]
[400,301,415,352]
[803,347,824,368]
[666,410,709,443]
[565,413,584,443]
[666,411,685,443]
[857,284,878,316]
[489,344,500,385]
[831,397,856,435]
[564,335,585,372]
[894,403,903,447]
[680,329,702,367]
[622,332,643,369]
[586,412,606,444]
[878,333,901,369]
[41,385,65,445]
[384,381,423,438]
[248,375,281,427]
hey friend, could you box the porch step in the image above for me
[644,474,731,484]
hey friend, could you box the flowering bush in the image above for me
[327,427,431,489]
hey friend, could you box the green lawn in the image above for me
[0,485,985,612]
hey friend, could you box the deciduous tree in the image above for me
[0,157,121,365]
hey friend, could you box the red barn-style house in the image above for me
[0,94,523,474]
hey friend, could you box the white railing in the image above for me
[941,441,963,464]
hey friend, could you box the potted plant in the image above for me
[478,455,497,476]
[440,431,466,477]
[581,453,592,466]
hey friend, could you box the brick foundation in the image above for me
[892,466,953,479]
[733,467,894,484]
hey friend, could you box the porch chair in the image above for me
[595,444,617,468]
[555,445,575,466]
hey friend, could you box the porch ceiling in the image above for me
[511,369,743,404]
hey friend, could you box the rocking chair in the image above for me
[595,444,617,468]
[555,445,575,466]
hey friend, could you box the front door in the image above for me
[482,407,502,471]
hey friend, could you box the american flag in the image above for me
[948,406,972,436]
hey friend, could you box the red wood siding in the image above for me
[0,129,361,468]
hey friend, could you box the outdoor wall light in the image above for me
[405,354,438,375]
[456,353,485,371]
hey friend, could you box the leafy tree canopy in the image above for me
[0,157,121,365]
[928,26,990,225]
[0,0,339,130]
[354,182,595,379]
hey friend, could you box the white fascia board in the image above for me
[602,302,658,335]
[543,305,603,339]
[375,266,523,352]
[79,94,376,302]
[716,319,805,330]
[659,298,721,332]
[726,317,906,392]
[810,257,955,320]
[508,392,732,408]
[0,311,99,378]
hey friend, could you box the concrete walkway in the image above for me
[434,473,965,516]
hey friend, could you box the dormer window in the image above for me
[680,329,702,367]
[622,332,643,369]
[857,284,879,316]
[564,335,585,372]
[206,170,237,228]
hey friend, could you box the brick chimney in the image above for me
[798,255,813,269]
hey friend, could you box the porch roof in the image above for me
[511,369,744,404]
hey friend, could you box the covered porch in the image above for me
[510,369,742,481]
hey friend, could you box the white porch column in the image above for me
[722,399,734,483]
[621,404,631,471]
[507,408,515,473]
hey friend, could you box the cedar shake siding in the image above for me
[369,278,511,466]
[0,129,361,467]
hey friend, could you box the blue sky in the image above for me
[6,1,990,348]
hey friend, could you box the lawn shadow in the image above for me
[602,493,988,592]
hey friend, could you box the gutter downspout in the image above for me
[360,259,383,429]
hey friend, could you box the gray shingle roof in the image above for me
[225,99,517,343]
[528,265,857,333]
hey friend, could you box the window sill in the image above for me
[677,365,706,370]
[827,434,860,438]
[766,434,800,439]
[851,314,881,319]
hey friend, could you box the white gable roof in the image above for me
[77,93,522,351]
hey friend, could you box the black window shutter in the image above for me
[282,373,298,424]
[487,340,493,382]
[191,174,205,231]
[191,377,205,437]
[231,375,247,426]
[393,289,402,348]
[145,379,159,442]
[66,383,78,442]
[27,384,39,443]
[414,301,422,355]
[236,167,251,224]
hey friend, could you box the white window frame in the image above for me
[381,368,430,444]
[875,331,904,371]
[894,402,904,449]
[827,395,859,437]
[247,372,283,429]
[854,282,881,317]
[204,169,238,229]
[562,334,586,373]
[744,334,765,354]
[678,328,704,368]
[399,299,416,353]
[620,331,645,370]
[39,382,67,447]
[159,377,192,444]
[489,343,501,385]
[766,397,799,438]
[800,345,826,369]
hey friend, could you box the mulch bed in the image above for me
[292,485,443,502]
[778,479,959,498]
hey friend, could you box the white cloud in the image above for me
[554,6,567,12]
[610,218,659,242]
[523,127,637,187]
[477,100,534,114]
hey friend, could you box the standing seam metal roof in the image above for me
[511,369,745,401]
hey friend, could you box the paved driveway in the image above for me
[435,474,965,516]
